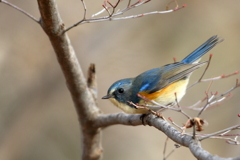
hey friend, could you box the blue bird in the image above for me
[102,36,223,114]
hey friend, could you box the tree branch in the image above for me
[87,64,98,101]
[1,0,39,23]
[37,0,102,160]
[95,113,240,160]
[94,113,142,128]
[64,0,186,32]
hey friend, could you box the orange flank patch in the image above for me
[138,81,183,101]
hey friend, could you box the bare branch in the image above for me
[65,9,175,32]
[200,71,239,82]
[199,124,240,141]
[102,4,111,16]
[163,137,180,160]
[64,0,186,32]
[174,92,192,119]
[197,133,240,145]
[187,54,239,89]
[127,0,132,7]
[188,54,213,89]
[37,0,102,159]
[166,0,185,11]
[163,137,169,160]
[186,79,240,113]
[197,91,212,117]
[94,113,142,128]
[87,63,98,101]
[226,136,240,145]
[95,113,240,159]
[81,0,87,20]
[1,0,39,23]
[168,117,186,131]
[108,0,121,16]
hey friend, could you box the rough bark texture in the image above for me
[37,0,102,159]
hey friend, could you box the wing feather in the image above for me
[136,61,207,94]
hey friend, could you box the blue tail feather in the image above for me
[181,35,223,64]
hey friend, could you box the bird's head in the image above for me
[102,78,134,106]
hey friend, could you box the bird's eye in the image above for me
[118,88,124,93]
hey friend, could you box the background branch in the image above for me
[1,0,39,23]
[64,0,186,32]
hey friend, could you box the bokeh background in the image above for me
[0,0,239,159]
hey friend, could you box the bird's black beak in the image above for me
[102,94,113,99]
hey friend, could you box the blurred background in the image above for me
[0,0,239,159]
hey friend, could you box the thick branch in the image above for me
[95,113,240,160]
[94,113,142,128]
[37,0,102,160]
[87,64,98,101]
[148,115,240,160]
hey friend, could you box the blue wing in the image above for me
[135,62,206,94]
[134,35,223,94]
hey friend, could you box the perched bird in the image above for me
[102,36,223,114]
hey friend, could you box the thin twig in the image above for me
[188,67,238,90]
[187,80,214,110]
[127,101,165,119]
[187,54,212,90]
[198,54,212,82]
[127,0,132,7]
[1,0,39,23]
[226,136,240,145]
[186,78,239,112]
[163,137,180,160]
[64,0,186,32]
[102,4,111,16]
[163,137,169,160]
[168,117,186,132]
[192,120,196,139]
[206,79,214,94]
[164,144,180,160]
[66,10,174,32]
[174,92,192,119]
[196,132,240,144]
[139,96,194,122]
[81,0,87,20]
[201,71,239,82]
[129,0,143,8]
[109,0,121,16]
[197,92,211,117]
[173,57,177,63]
[63,19,85,33]
[206,79,240,107]
[166,0,178,10]
[199,124,240,141]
